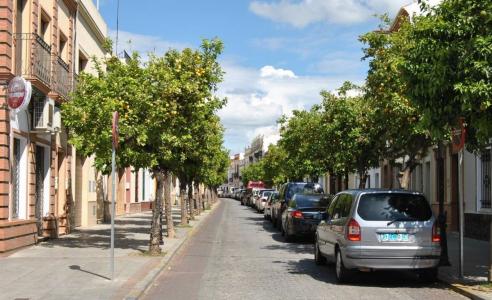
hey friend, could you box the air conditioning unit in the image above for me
[32,97,54,133]
[53,107,61,133]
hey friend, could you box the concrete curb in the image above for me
[123,200,222,300]
[441,281,491,300]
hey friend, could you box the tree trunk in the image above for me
[187,183,195,220]
[149,171,164,255]
[195,185,202,215]
[205,188,210,207]
[398,168,410,190]
[180,181,187,225]
[164,171,175,239]
[358,172,368,189]
[436,142,450,266]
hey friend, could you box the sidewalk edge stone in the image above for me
[123,200,222,300]
[440,280,491,300]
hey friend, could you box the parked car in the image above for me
[281,193,332,241]
[314,189,440,283]
[237,189,246,203]
[249,188,264,207]
[255,189,275,212]
[264,191,279,220]
[272,182,324,229]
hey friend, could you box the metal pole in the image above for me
[459,149,464,278]
[110,148,116,280]
[115,0,120,56]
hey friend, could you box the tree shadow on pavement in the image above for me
[37,213,173,252]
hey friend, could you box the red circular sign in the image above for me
[7,76,31,111]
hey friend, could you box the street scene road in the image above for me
[143,198,466,300]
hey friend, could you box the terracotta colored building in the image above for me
[0,0,111,253]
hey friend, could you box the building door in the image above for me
[35,145,45,236]
[73,154,83,227]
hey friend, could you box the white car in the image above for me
[255,189,275,212]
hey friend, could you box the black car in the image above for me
[281,193,332,242]
[272,182,324,229]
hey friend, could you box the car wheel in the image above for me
[335,249,353,283]
[418,267,438,283]
[314,238,326,265]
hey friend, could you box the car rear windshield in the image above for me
[357,193,432,221]
[294,195,331,208]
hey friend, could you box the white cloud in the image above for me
[249,0,411,27]
[260,65,297,79]
[108,30,190,56]
[218,60,364,153]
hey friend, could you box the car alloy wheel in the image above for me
[335,250,353,283]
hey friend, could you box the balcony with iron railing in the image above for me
[13,33,52,87]
[53,55,72,100]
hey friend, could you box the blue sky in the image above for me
[96,0,410,154]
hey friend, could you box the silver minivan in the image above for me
[315,189,441,283]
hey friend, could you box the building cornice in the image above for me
[78,0,107,46]
[63,0,78,13]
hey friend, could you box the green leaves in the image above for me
[401,0,492,151]
[62,38,228,184]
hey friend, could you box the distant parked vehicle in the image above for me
[315,189,440,283]
[242,181,266,206]
[255,189,275,212]
[281,193,332,242]
[272,182,324,230]
[264,191,279,220]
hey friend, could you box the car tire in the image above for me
[314,238,326,265]
[335,249,353,283]
[418,267,438,283]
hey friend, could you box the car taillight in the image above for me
[432,222,441,243]
[347,218,361,241]
[291,210,303,219]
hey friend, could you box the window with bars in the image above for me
[31,94,45,129]
[480,150,491,210]
[11,138,20,219]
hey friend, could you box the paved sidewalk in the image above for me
[0,204,218,300]
[440,232,492,299]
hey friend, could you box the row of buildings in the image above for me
[0,0,169,253]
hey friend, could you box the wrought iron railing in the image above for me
[13,33,52,86]
[54,55,72,99]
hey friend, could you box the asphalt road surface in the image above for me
[143,198,466,300]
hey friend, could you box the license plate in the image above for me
[379,233,409,242]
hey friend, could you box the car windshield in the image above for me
[262,191,273,197]
[293,194,330,208]
[357,193,433,221]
